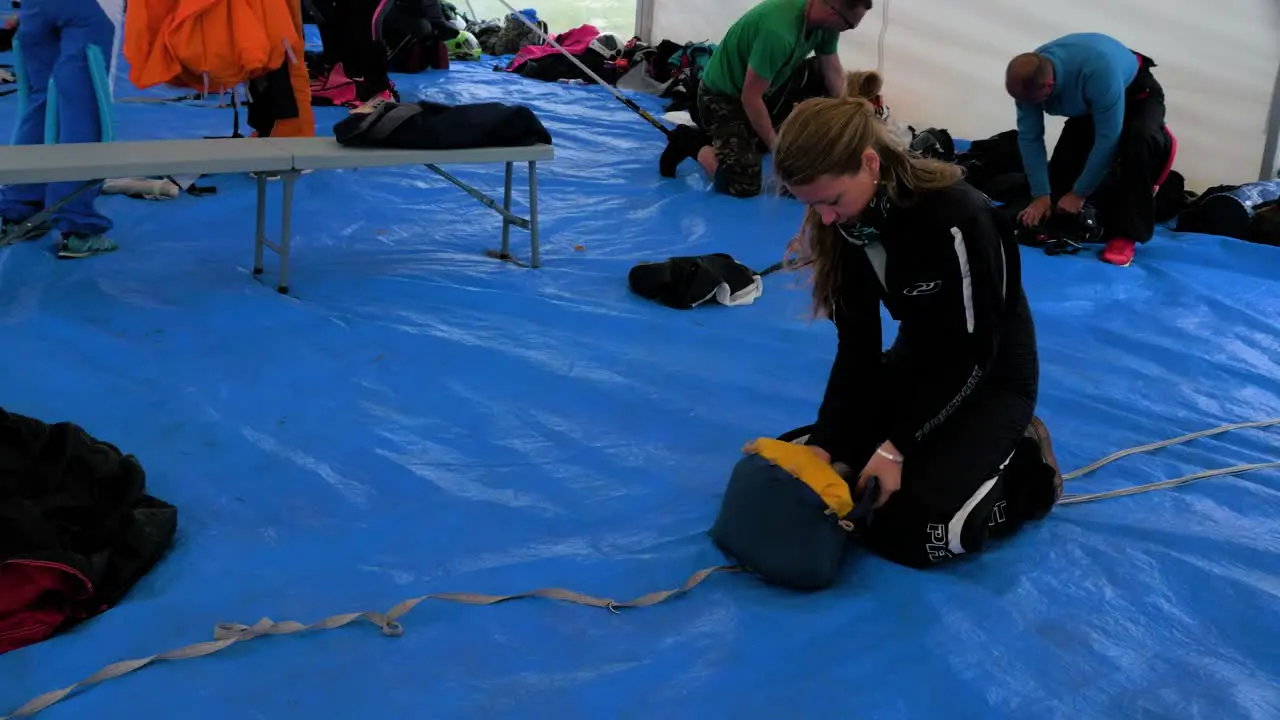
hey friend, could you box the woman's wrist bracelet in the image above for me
[875,446,904,464]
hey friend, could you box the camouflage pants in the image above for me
[697,88,766,198]
[488,15,547,56]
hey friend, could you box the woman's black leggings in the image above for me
[318,0,391,100]
[779,388,1055,569]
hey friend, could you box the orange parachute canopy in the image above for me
[124,0,314,137]
[124,0,301,92]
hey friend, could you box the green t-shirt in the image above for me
[699,0,840,97]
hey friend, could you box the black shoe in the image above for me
[988,428,1060,539]
[1026,416,1062,502]
[659,124,707,178]
[1013,416,1063,521]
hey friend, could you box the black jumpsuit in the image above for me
[792,181,1047,568]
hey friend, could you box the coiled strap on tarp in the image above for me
[5,418,1278,718]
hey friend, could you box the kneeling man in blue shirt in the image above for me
[1005,32,1176,267]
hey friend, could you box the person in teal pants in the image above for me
[0,0,118,258]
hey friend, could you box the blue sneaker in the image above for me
[57,234,118,259]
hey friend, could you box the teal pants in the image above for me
[0,0,115,237]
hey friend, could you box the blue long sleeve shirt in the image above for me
[1015,33,1139,198]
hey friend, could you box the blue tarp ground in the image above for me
[3,42,1280,719]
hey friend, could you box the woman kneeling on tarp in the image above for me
[776,94,1063,568]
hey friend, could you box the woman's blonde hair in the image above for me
[844,69,883,101]
[775,96,963,318]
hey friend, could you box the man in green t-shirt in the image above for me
[659,0,872,198]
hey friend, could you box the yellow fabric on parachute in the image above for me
[745,437,854,517]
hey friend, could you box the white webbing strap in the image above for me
[7,417,1279,717]
[1,566,740,718]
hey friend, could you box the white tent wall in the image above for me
[640,0,1280,189]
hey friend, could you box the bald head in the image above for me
[1006,52,1054,103]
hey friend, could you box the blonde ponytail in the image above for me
[844,70,883,101]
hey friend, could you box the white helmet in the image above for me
[589,33,622,60]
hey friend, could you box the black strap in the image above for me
[1043,238,1084,256]
[358,103,424,144]
[386,35,415,63]
[848,476,881,520]
[202,91,244,139]
[226,92,244,139]
[164,176,218,197]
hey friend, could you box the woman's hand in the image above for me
[855,441,903,508]
[785,234,803,260]
[1018,196,1051,227]
[1056,192,1085,215]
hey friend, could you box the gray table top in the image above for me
[0,138,294,185]
[0,137,555,184]
[264,138,555,170]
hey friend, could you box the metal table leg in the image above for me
[528,161,540,269]
[276,170,300,294]
[499,161,513,258]
[252,173,267,276]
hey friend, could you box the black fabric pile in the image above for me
[334,100,553,149]
[1000,201,1105,255]
[955,130,1030,204]
[628,253,766,310]
[909,127,956,162]
[0,407,177,655]
[509,49,618,84]
[1175,180,1280,245]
